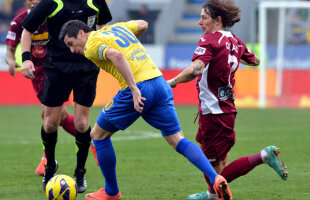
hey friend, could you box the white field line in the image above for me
[1,130,162,145]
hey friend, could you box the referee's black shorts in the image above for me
[40,59,99,107]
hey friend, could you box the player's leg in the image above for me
[85,123,122,200]
[188,113,235,200]
[163,132,232,200]
[73,103,92,193]
[86,87,139,200]
[35,105,47,176]
[165,132,218,183]
[191,112,287,199]
[192,154,229,200]
[72,65,99,193]
[41,105,62,190]
[141,77,232,200]
[31,67,48,176]
[39,65,74,191]
[140,76,218,184]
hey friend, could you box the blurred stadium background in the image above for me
[1,0,310,108]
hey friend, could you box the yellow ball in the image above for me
[45,175,77,200]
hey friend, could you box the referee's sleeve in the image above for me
[97,0,112,25]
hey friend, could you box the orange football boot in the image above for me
[85,188,122,200]
[213,175,232,200]
[35,152,47,176]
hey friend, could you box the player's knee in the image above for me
[43,120,58,133]
[74,118,89,132]
[164,131,184,149]
[90,124,113,140]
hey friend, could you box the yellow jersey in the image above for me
[84,20,162,89]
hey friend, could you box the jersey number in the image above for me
[227,54,239,88]
[103,26,139,48]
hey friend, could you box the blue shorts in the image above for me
[96,76,181,136]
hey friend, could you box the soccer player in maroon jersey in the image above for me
[5,0,78,176]
[168,0,288,199]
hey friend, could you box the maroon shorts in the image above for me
[196,112,237,166]
[31,65,45,99]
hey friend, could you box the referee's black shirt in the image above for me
[22,0,112,65]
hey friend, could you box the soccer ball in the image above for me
[45,175,77,200]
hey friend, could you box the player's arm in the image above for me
[105,47,146,113]
[21,29,35,79]
[5,45,19,76]
[20,0,52,80]
[133,20,148,38]
[240,57,260,66]
[168,59,206,88]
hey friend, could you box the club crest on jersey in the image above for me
[194,46,206,55]
[87,15,96,27]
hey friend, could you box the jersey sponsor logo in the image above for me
[31,46,46,58]
[194,46,206,55]
[129,48,148,61]
[218,86,235,100]
[6,31,16,40]
[87,15,96,27]
[31,32,48,41]
[97,44,109,60]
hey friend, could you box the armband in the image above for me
[22,51,31,62]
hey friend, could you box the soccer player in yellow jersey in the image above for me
[59,20,233,200]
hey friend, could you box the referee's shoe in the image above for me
[74,168,87,193]
[42,160,58,191]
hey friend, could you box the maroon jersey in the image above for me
[192,31,256,115]
[5,9,48,67]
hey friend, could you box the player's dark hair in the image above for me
[203,0,241,28]
[59,20,93,41]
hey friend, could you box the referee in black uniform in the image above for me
[20,0,112,193]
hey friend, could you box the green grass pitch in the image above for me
[0,106,309,199]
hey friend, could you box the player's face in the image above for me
[64,31,87,55]
[26,0,40,10]
[198,8,216,35]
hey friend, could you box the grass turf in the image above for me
[0,106,309,199]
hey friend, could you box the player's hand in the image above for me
[167,79,177,88]
[22,60,35,79]
[131,86,146,113]
[8,61,20,77]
